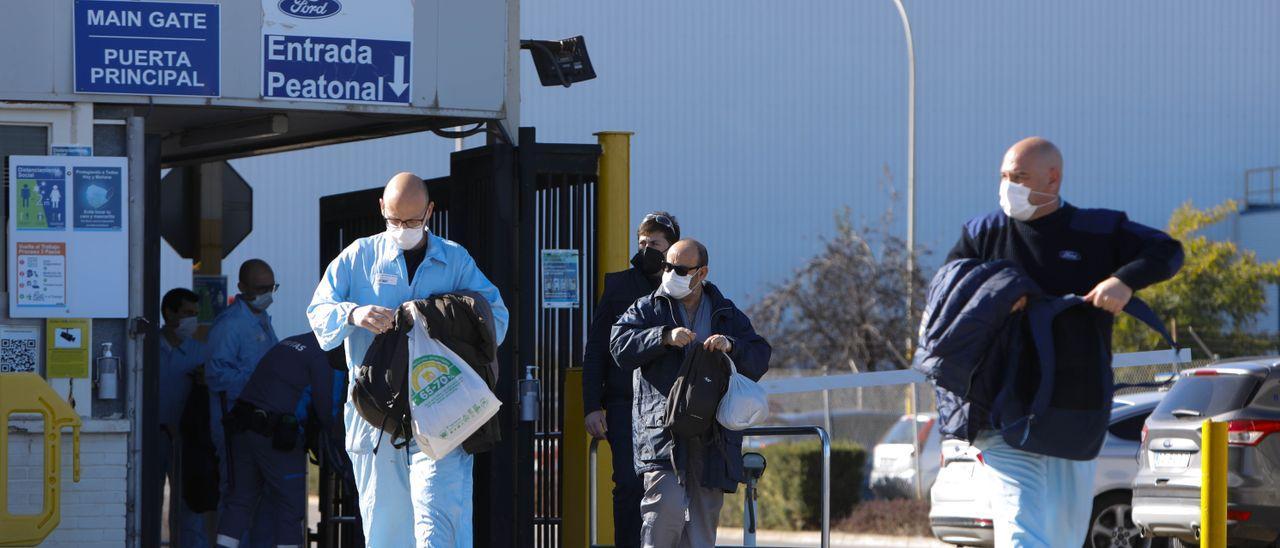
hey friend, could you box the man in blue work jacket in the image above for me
[159,288,210,548]
[206,259,281,546]
[582,211,679,548]
[947,137,1183,547]
[308,172,509,547]
[215,331,342,548]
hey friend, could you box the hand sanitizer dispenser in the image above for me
[519,365,540,423]
[95,342,120,400]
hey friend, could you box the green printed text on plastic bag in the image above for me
[409,354,464,407]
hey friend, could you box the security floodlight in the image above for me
[521,36,595,87]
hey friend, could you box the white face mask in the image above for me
[388,226,425,250]
[174,316,198,340]
[246,291,274,311]
[661,270,696,300]
[999,179,1057,221]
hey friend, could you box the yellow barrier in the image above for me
[0,372,82,547]
[1200,419,1227,548]
[557,131,633,547]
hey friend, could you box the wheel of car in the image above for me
[1085,492,1143,548]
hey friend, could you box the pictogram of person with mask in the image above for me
[946,137,1184,546]
[307,172,508,547]
[581,211,679,548]
[206,258,282,546]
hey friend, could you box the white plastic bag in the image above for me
[716,355,768,430]
[406,305,502,459]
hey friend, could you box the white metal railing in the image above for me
[760,348,1191,395]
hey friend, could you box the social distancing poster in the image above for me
[7,156,130,318]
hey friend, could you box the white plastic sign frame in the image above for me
[8,155,130,318]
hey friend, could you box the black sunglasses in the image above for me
[643,213,675,231]
[661,261,703,277]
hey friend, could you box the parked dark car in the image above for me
[1132,357,1280,547]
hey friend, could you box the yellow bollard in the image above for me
[1200,419,1227,548]
[0,372,82,547]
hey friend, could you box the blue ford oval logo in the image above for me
[279,0,341,19]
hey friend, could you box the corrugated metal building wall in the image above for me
[163,1,1280,338]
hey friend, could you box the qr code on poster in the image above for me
[1,336,38,373]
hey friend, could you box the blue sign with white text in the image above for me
[74,0,220,97]
[262,34,411,104]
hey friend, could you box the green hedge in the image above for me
[718,441,865,531]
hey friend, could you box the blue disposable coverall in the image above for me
[307,231,508,547]
[206,297,280,546]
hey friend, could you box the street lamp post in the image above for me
[890,0,921,500]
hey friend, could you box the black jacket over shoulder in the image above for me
[947,204,1183,416]
[583,267,658,414]
[355,291,501,454]
[609,282,771,492]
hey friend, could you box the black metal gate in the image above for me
[315,127,599,548]
[520,128,601,548]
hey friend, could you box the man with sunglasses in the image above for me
[582,211,679,548]
[308,172,508,547]
[610,239,771,548]
[206,258,281,546]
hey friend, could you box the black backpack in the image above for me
[663,345,731,439]
[351,306,415,450]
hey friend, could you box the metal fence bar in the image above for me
[762,348,1192,395]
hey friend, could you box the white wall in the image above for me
[163,1,1280,338]
[7,421,128,548]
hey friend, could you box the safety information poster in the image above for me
[541,249,581,308]
[46,318,91,379]
[0,325,40,373]
[15,243,67,308]
[73,166,123,230]
[14,165,67,230]
[194,274,228,325]
[8,155,130,318]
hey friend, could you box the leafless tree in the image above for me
[750,207,926,372]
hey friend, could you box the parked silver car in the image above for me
[930,391,1164,547]
[1132,357,1280,546]
[870,413,941,499]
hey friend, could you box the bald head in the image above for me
[380,172,433,226]
[1000,137,1063,219]
[1006,137,1062,172]
[237,258,276,305]
[667,239,708,268]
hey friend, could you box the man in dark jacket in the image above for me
[582,212,679,548]
[610,239,771,548]
[216,331,345,548]
[947,137,1183,546]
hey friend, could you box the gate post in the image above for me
[563,132,632,547]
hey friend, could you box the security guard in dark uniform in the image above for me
[214,332,345,548]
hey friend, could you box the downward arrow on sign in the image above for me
[388,55,409,97]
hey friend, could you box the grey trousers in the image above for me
[640,443,725,548]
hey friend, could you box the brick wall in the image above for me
[6,419,129,547]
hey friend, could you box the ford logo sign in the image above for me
[280,0,341,19]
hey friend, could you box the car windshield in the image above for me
[881,416,931,445]
[1152,375,1260,420]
